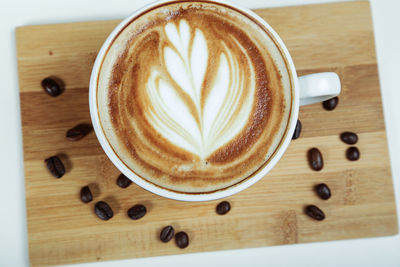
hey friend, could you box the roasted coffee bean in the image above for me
[340,132,358,145]
[66,123,92,141]
[308,148,323,171]
[322,96,339,111]
[292,120,302,140]
[216,201,231,215]
[80,186,93,203]
[45,156,65,178]
[305,205,325,221]
[128,204,146,220]
[346,147,360,161]
[175,231,189,249]
[315,183,331,200]
[41,77,63,97]
[160,225,175,243]
[94,201,113,220]
[116,174,132,188]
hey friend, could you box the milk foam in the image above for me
[145,19,255,158]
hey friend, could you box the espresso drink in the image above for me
[97,1,292,193]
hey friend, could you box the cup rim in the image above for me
[89,0,300,202]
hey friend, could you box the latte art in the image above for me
[147,19,255,158]
[97,2,292,193]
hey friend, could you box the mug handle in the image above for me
[298,72,341,106]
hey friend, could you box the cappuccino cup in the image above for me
[89,0,341,201]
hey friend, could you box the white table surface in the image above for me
[1,0,399,266]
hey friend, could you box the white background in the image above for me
[0,0,399,266]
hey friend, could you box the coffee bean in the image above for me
[45,156,65,178]
[322,96,339,111]
[175,231,189,249]
[94,201,113,220]
[340,132,358,145]
[315,183,331,200]
[116,174,132,188]
[80,186,93,203]
[308,148,323,171]
[305,205,325,221]
[346,146,360,161]
[66,123,92,141]
[216,201,231,215]
[160,225,175,243]
[128,204,146,220]
[41,77,63,97]
[292,120,302,140]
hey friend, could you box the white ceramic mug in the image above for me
[89,0,341,202]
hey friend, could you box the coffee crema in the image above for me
[97,1,291,193]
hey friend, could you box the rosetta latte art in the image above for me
[98,2,289,193]
[146,20,255,158]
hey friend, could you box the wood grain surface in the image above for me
[16,1,398,266]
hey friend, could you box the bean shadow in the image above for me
[88,183,101,199]
[139,200,153,213]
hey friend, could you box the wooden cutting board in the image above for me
[16,1,398,266]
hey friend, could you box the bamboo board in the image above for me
[16,1,398,266]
